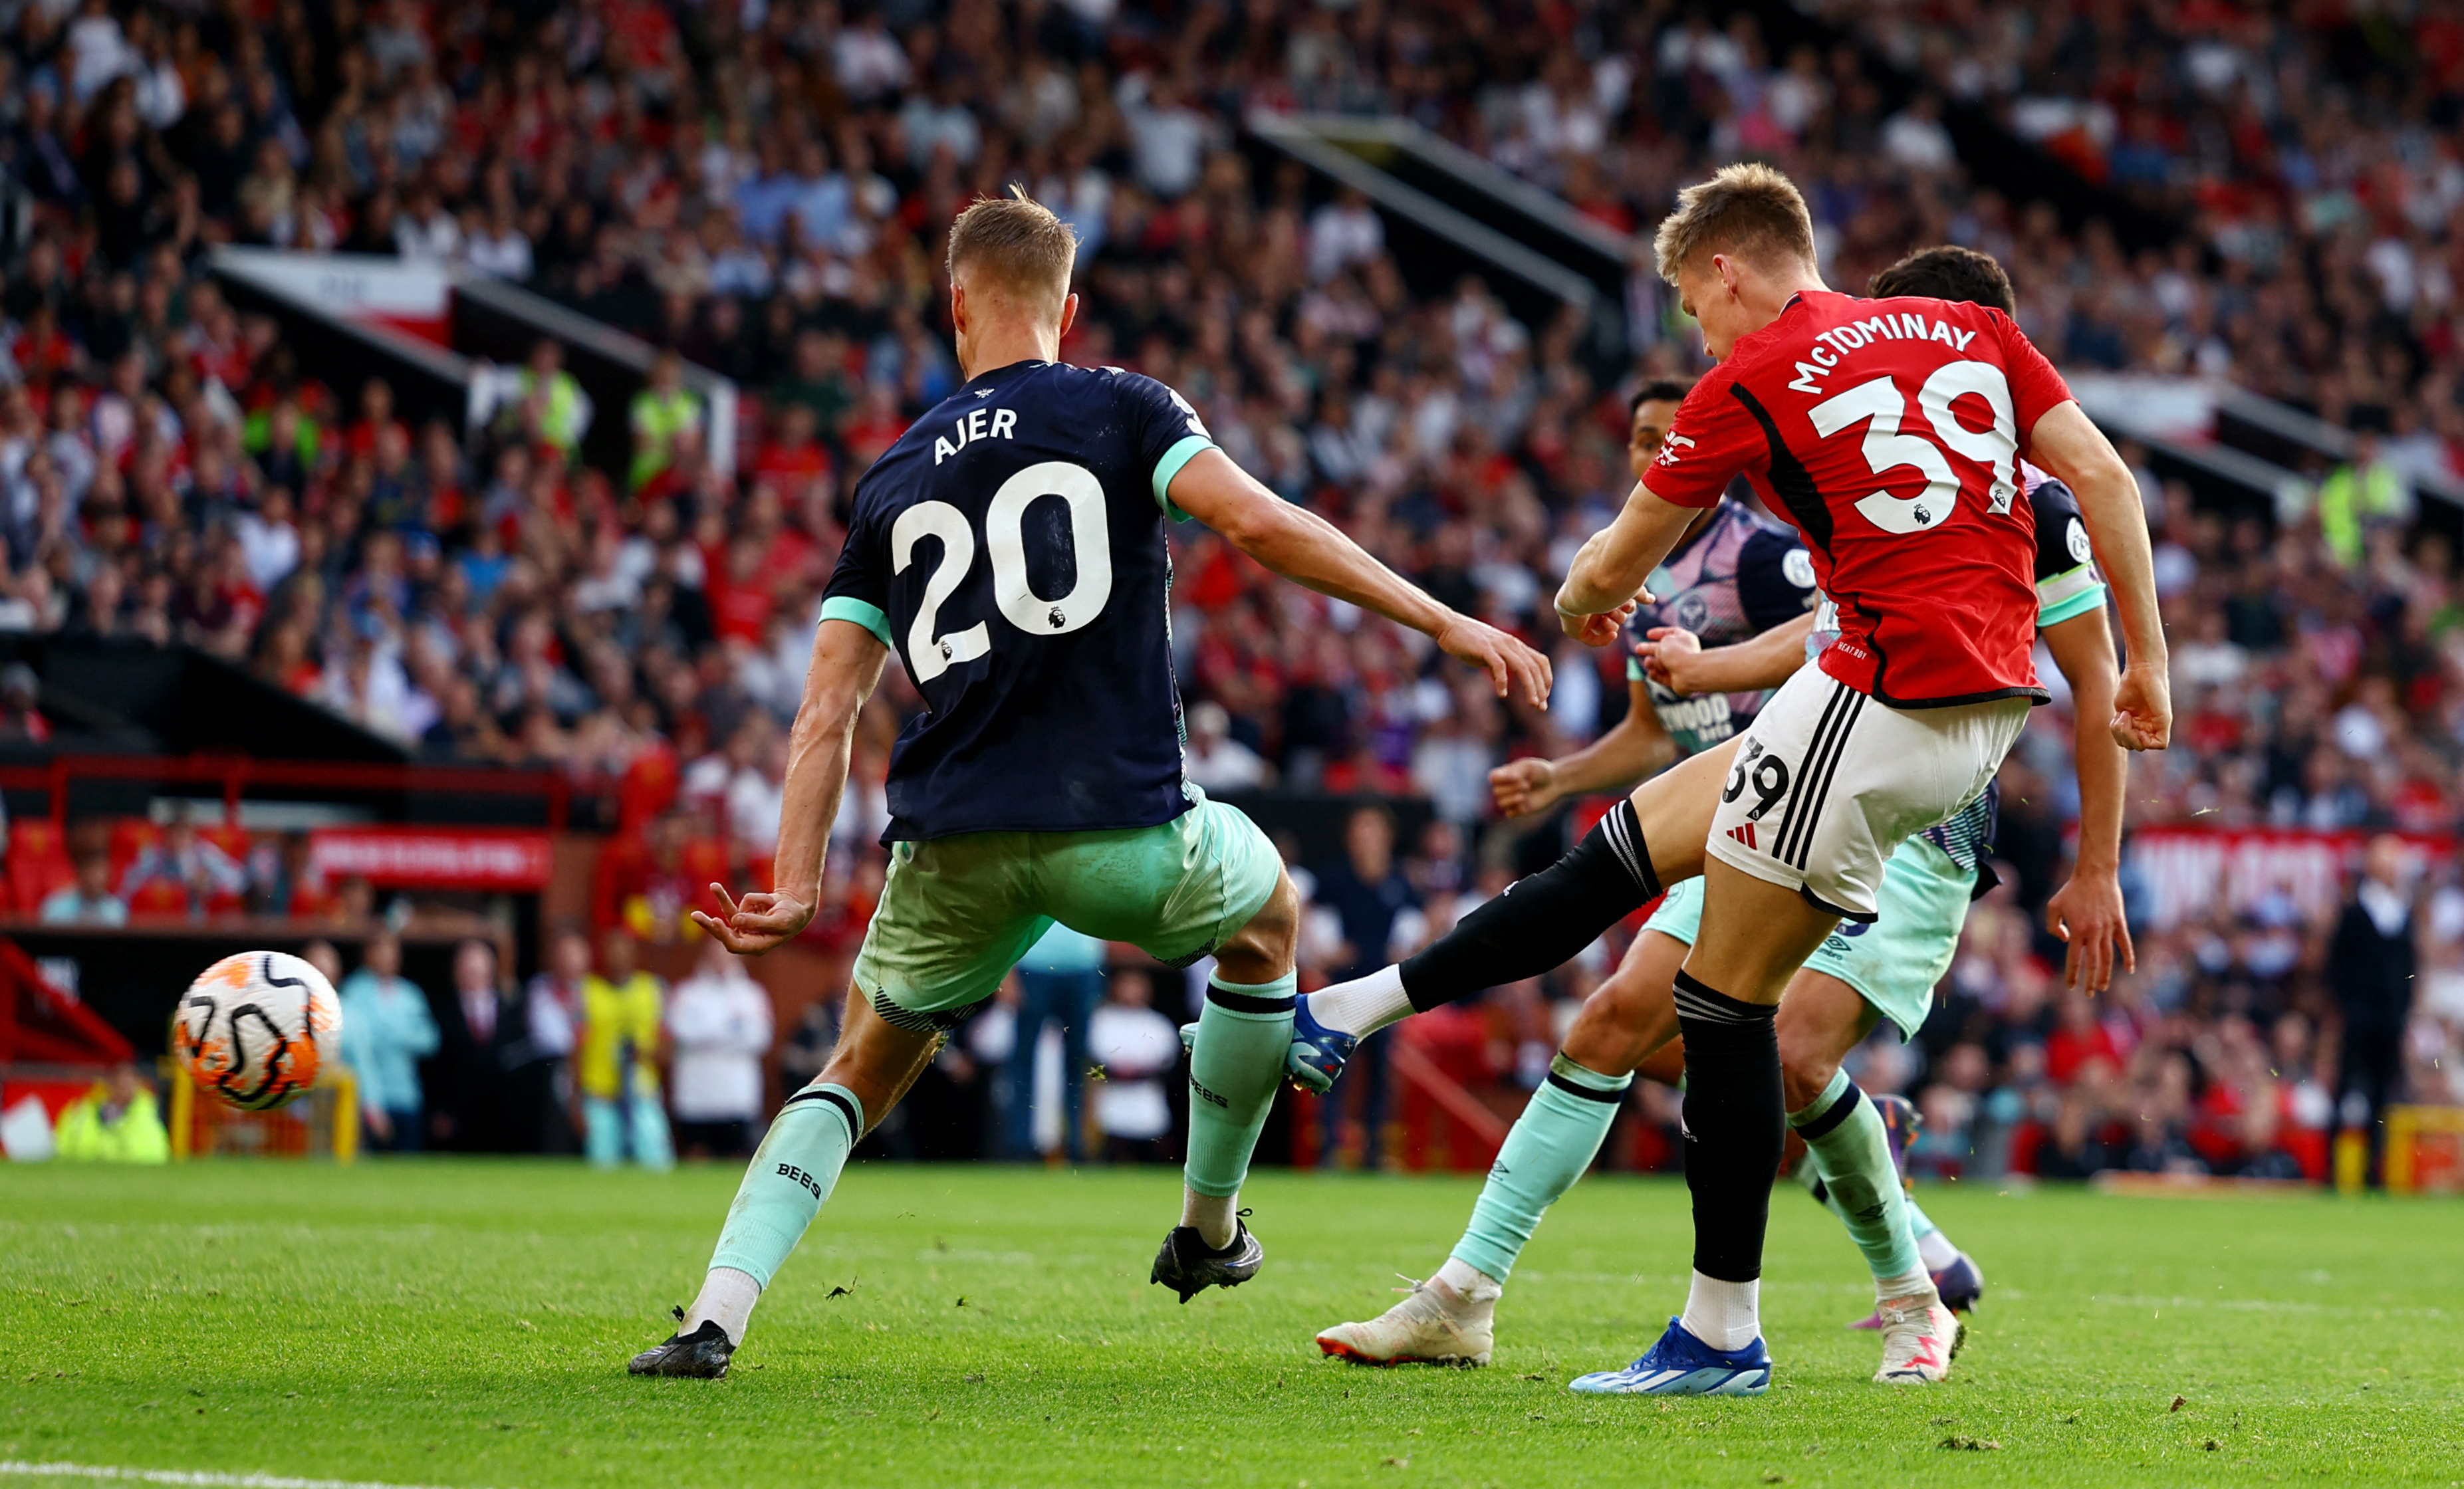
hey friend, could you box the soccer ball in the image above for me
[173,951,342,1112]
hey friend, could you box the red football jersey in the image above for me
[1644,290,2074,707]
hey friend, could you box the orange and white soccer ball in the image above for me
[173,951,342,1111]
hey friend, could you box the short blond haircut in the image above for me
[946,187,1078,314]
[1652,163,1818,285]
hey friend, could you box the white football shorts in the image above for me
[1705,664,2029,921]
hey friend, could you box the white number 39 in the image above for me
[1808,360,2018,536]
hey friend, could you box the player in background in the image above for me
[1315,245,2132,1386]
[1496,378,1821,802]
[627,191,1550,1379]
[1276,167,2171,1395]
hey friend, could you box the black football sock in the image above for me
[1673,970,1784,1284]
[1398,799,1662,1012]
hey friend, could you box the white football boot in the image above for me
[1872,1290,1965,1384]
[1316,1274,1496,1367]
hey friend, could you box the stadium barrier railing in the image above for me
[0,754,572,832]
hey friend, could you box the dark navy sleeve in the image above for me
[2023,476,2108,626]
[2025,477,2094,584]
[1735,527,1820,634]
[1111,370,1218,520]
[818,497,893,647]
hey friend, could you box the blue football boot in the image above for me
[1567,1317,1773,1396]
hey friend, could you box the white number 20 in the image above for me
[891,461,1114,683]
[1808,360,2017,536]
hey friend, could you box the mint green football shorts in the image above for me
[850,785,1283,1033]
[1642,832,1974,1041]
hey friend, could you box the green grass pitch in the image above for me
[5,1160,2461,1488]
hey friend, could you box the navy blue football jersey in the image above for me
[820,360,1217,841]
[1620,501,1817,758]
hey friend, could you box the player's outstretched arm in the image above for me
[692,618,890,955]
[1492,677,1675,818]
[1636,613,1816,698]
[2039,605,2132,992]
[2025,402,2171,751]
[1553,482,1698,645]
[1169,448,1551,707]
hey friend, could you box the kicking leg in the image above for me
[1158,868,1300,1300]
[1296,742,1735,1075]
[1316,932,1685,1366]
[632,993,940,1377]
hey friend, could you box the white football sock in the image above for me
[1433,1256,1503,1302]
[1308,965,1414,1038]
[1876,1266,1935,1305]
[684,1266,762,1345]
[1678,1270,1761,1352]
[1181,1187,1238,1249]
[1916,1228,1960,1272]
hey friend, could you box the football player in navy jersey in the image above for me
[628,191,1550,1379]
[1489,380,1818,820]
[1309,247,2136,1391]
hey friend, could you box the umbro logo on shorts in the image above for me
[1727,822,1757,850]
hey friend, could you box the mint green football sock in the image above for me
[1790,1068,1923,1285]
[707,1082,862,1288]
[1181,972,1297,1201]
[1449,1054,1631,1282]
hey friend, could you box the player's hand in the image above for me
[1489,756,1561,818]
[1555,588,1650,647]
[2110,661,2171,751]
[1636,626,1711,695]
[1437,614,1552,707]
[690,882,816,956]
[2044,871,2134,992]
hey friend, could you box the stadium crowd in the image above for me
[4,0,2462,1182]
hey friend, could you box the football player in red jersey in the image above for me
[1272,170,2167,1394]
[1533,164,2169,1393]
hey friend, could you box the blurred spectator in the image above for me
[0,665,49,743]
[247,830,330,917]
[337,929,439,1154]
[429,939,535,1153]
[1088,967,1179,1163]
[39,850,126,926]
[628,349,700,493]
[503,338,590,457]
[2317,433,2414,570]
[523,927,588,1153]
[1002,922,1104,1162]
[777,996,840,1096]
[53,1062,168,1164]
[1183,701,1271,794]
[299,939,346,990]
[117,812,247,917]
[666,937,773,1159]
[2332,836,2417,1187]
[1308,805,1419,1169]
[578,927,673,1170]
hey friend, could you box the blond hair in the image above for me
[945,187,1078,314]
[1652,163,1818,285]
